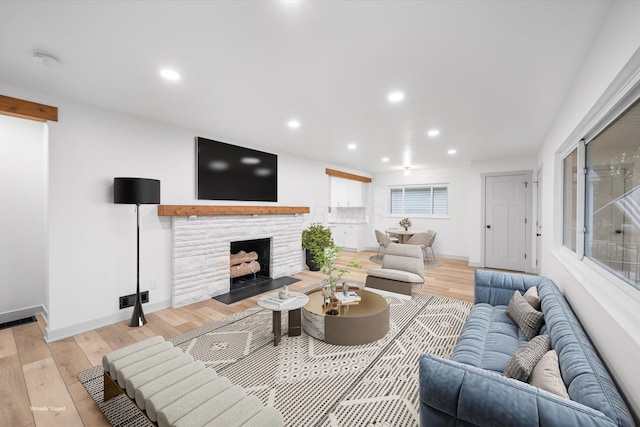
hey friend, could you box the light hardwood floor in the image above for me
[0,250,476,426]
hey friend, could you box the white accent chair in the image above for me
[365,243,425,296]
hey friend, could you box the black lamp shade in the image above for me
[114,178,161,205]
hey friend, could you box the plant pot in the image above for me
[306,250,321,271]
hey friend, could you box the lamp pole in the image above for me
[129,203,146,327]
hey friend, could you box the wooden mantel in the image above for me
[157,205,310,217]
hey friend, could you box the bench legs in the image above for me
[103,371,124,402]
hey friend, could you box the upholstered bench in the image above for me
[102,336,284,427]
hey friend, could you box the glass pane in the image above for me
[433,187,448,214]
[405,187,431,214]
[563,149,578,251]
[585,98,640,289]
[390,188,403,214]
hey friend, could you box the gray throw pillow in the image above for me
[503,334,550,381]
[506,290,544,340]
[524,286,541,310]
[528,350,570,399]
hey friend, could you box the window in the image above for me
[390,185,448,216]
[584,98,640,289]
[563,149,578,252]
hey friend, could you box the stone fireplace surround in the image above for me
[159,205,309,307]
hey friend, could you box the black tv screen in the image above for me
[197,137,278,202]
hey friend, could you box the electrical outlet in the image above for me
[119,291,149,309]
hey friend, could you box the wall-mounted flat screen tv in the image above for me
[197,137,278,202]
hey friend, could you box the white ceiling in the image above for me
[0,0,613,174]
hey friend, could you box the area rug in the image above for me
[369,254,444,268]
[78,292,471,427]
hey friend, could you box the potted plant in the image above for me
[314,243,361,315]
[302,222,334,271]
[314,243,361,288]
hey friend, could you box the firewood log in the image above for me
[230,250,259,266]
[230,260,261,278]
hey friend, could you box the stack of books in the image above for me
[335,291,361,304]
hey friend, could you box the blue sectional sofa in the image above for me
[419,270,635,427]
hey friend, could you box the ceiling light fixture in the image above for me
[388,91,404,103]
[347,143,357,150]
[404,166,411,176]
[287,120,300,129]
[160,69,181,81]
[382,157,390,162]
[428,129,440,137]
[448,149,457,155]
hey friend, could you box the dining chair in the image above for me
[426,231,437,261]
[375,229,392,256]
[386,228,401,243]
[406,231,434,260]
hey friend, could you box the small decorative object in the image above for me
[278,284,289,299]
[343,280,349,295]
[399,217,412,231]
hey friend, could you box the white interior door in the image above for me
[485,174,527,271]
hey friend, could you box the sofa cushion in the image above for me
[528,350,569,399]
[366,268,424,284]
[503,334,550,381]
[524,286,541,310]
[506,290,544,340]
[451,303,527,373]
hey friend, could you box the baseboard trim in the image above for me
[0,305,47,325]
[44,299,171,343]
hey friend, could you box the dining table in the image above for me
[385,229,427,244]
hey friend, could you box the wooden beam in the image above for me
[157,205,310,217]
[325,168,372,183]
[0,95,58,122]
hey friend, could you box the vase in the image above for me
[403,226,408,231]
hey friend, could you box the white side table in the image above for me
[257,291,309,346]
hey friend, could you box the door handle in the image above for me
[486,225,491,229]
[615,229,622,234]
[536,233,542,237]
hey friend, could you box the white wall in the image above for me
[538,0,640,417]
[0,84,365,340]
[0,115,48,323]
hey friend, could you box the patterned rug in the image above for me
[369,254,444,269]
[78,292,471,427]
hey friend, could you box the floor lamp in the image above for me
[114,177,161,327]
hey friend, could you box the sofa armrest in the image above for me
[474,270,545,306]
[419,354,619,427]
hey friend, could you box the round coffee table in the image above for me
[257,291,309,346]
[302,288,389,346]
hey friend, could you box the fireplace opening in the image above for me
[230,238,271,289]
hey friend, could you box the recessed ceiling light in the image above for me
[160,69,180,81]
[347,143,357,150]
[388,91,404,103]
[382,157,390,162]
[287,120,300,129]
[428,129,440,137]
[448,149,457,155]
